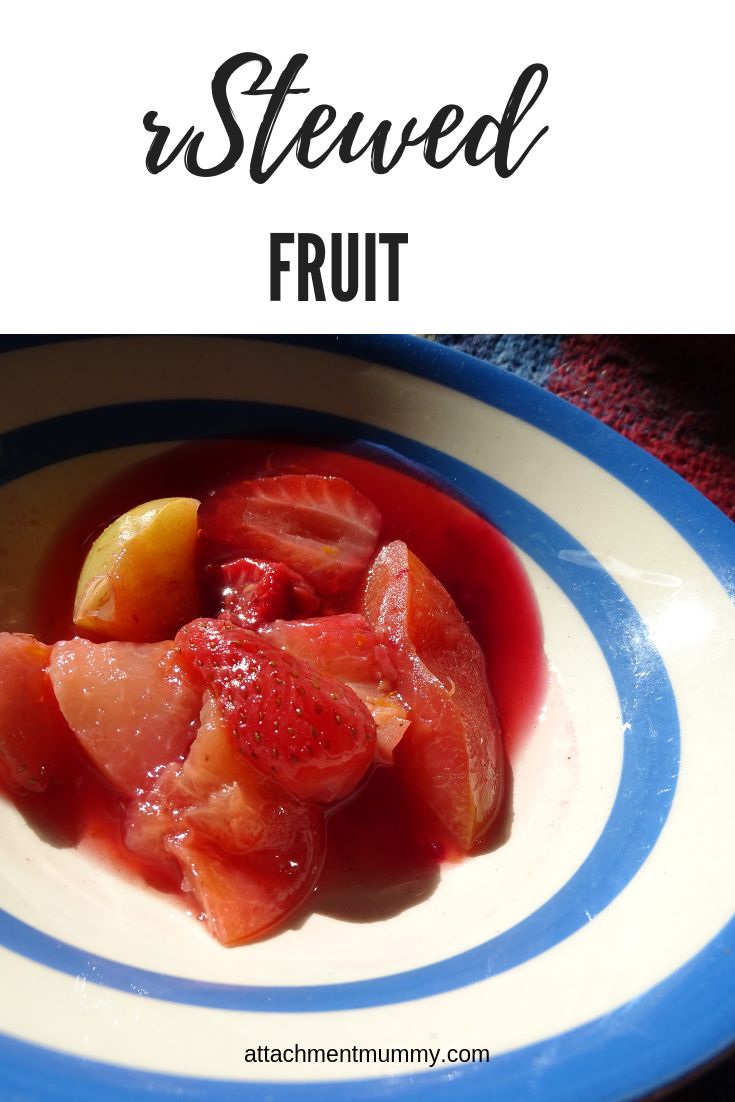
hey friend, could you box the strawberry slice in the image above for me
[362,541,504,850]
[0,633,73,794]
[49,639,202,796]
[207,557,320,628]
[176,618,377,804]
[260,614,410,763]
[199,474,382,603]
[126,696,325,943]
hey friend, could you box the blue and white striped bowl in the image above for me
[1,336,734,1101]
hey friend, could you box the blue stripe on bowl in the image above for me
[0,400,677,1013]
[3,912,735,1102]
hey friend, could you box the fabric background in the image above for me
[435,335,735,522]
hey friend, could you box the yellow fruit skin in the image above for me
[73,497,201,643]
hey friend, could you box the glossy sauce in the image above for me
[24,440,547,925]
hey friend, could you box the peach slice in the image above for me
[73,497,200,642]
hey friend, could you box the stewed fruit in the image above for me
[0,458,512,945]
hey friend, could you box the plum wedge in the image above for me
[0,633,72,794]
[49,639,202,796]
[362,541,504,850]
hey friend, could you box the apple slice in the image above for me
[73,497,200,643]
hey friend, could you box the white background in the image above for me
[0,1,733,332]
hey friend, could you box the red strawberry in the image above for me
[199,474,382,603]
[260,614,410,763]
[176,618,377,804]
[207,557,320,628]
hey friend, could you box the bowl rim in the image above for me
[0,333,733,1102]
